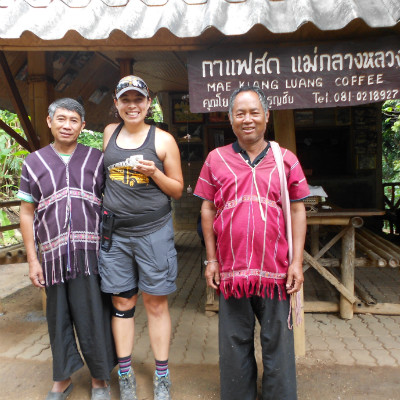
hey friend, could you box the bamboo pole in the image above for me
[329,267,365,309]
[315,257,385,268]
[304,301,400,315]
[303,250,358,304]
[359,229,400,261]
[313,228,348,261]
[292,289,305,356]
[304,301,339,313]
[354,302,400,315]
[365,229,400,258]
[350,216,364,228]
[355,233,398,267]
[340,226,355,319]
[307,217,351,225]
[355,240,387,267]
[354,279,377,306]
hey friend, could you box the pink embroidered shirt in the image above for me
[194,142,310,299]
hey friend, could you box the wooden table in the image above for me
[289,207,386,356]
[305,207,385,319]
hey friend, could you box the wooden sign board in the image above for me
[187,36,400,113]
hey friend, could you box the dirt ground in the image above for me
[1,286,400,400]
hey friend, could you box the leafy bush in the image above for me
[382,99,400,183]
[78,129,103,150]
[0,209,21,246]
[150,97,163,123]
[0,110,29,197]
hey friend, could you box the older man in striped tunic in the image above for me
[18,98,116,400]
[194,86,309,400]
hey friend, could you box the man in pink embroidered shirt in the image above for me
[194,86,309,400]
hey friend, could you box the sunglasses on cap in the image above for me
[115,76,149,99]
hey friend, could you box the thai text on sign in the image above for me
[187,36,400,112]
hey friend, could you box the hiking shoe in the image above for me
[118,369,137,400]
[91,385,111,400]
[153,372,171,400]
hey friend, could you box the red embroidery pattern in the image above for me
[38,188,101,211]
[220,269,287,280]
[41,231,100,253]
[217,196,278,216]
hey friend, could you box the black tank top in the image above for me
[103,123,170,236]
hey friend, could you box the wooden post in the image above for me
[292,289,305,355]
[0,51,40,151]
[272,109,296,151]
[273,109,305,356]
[340,225,355,319]
[27,52,54,148]
[118,58,134,78]
[310,225,319,256]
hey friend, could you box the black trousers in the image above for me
[218,288,297,400]
[46,271,117,381]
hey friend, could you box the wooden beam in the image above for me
[0,51,40,150]
[304,301,339,313]
[118,58,134,78]
[307,217,351,225]
[313,227,348,261]
[303,250,359,304]
[0,119,31,151]
[354,303,400,315]
[0,223,20,233]
[28,52,54,148]
[0,200,21,208]
[307,257,386,268]
[304,301,400,315]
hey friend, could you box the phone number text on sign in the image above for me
[313,89,399,105]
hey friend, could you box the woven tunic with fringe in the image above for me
[18,144,104,287]
[194,143,309,300]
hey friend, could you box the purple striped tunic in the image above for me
[194,143,310,299]
[18,144,104,287]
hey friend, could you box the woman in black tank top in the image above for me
[99,75,183,400]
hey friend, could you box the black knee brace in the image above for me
[112,305,136,318]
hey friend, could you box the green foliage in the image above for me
[149,97,164,123]
[382,99,400,183]
[0,209,20,246]
[0,110,29,197]
[77,129,103,150]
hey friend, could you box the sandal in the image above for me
[45,383,73,400]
